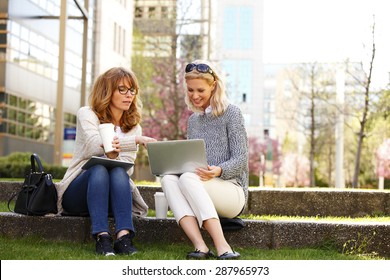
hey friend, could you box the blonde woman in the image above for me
[161,60,249,259]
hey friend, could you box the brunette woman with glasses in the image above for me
[161,60,249,259]
[56,67,156,256]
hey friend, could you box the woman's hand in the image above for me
[136,135,157,148]
[196,165,222,181]
[105,136,120,159]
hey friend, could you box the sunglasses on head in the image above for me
[185,63,215,78]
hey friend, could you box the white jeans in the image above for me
[161,172,245,228]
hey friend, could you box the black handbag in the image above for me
[8,153,58,215]
[220,217,245,232]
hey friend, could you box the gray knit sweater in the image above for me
[187,104,249,201]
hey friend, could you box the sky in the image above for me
[263,0,390,88]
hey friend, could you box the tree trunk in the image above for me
[352,129,365,188]
[309,69,316,187]
[327,144,333,187]
[352,89,370,188]
[351,23,375,188]
[309,109,316,187]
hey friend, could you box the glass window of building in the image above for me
[148,7,156,19]
[2,0,90,149]
[222,60,252,104]
[0,93,74,143]
[223,6,253,50]
[135,6,143,18]
[239,7,253,50]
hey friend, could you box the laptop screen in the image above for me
[146,139,208,176]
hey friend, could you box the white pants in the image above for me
[161,172,245,228]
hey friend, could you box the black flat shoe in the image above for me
[217,251,240,260]
[186,249,216,259]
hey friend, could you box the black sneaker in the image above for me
[114,233,137,255]
[95,234,115,256]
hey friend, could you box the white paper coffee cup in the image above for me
[154,192,168,219]
[98,123,116,153]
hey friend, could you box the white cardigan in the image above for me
[56,106,148,216]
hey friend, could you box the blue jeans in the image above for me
[62,165,134,236]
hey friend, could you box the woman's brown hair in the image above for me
[89,67,142,132]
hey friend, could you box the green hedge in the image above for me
[0,152,67,179]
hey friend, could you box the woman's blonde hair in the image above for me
[184,60,229,117]
[89,67,142,132]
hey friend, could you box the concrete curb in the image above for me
[0,212,389,257]
[2,181,390,217]
[2,181,389,258]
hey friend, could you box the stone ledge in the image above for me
[0,212,389,258]
[246,187,390,217]
[1,182,390,217]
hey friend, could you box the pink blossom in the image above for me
[248,136,282,176]
[376,139,390,178]
[283,153,310,187]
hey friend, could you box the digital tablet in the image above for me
[81,156,134,171]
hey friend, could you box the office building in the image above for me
[212,0,264,138]
[0,0,133,164]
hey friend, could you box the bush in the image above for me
[314,173,329,188]
[249,174,259,187]
[44,165,67,179]
[0,152,67,179]
[360,177,390,190]
[0,152,31,164]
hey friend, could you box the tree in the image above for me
[361,89,390,186]
[248,136,262,177]
[283,63,335,187]
[375,89,390,120]
[132,1,208,141]
[376,139,390,179]
[348,21,377,188]
[260,134,282,176]
[315,124,336,187]
[141,61,192,140]
[248,136,282,174]
[283,153,310,187]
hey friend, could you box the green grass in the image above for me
[2,192,388,260]
[1,202,387,260]
[135,180,161,186]
[3,201,389,223]
[0,178,25,182]
[0,235,383,260]
[240,214,390,223]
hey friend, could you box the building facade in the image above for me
[132,0,265,140]
[0,0,133,164]
[94,0,134,75]
[212,0,264,139]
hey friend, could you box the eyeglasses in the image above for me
[185,63,215,78]
[118,85,137,96]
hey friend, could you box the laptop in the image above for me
[146,139,208,176]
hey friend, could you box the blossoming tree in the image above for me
[376,138,390,189]
[283,153,310,187]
